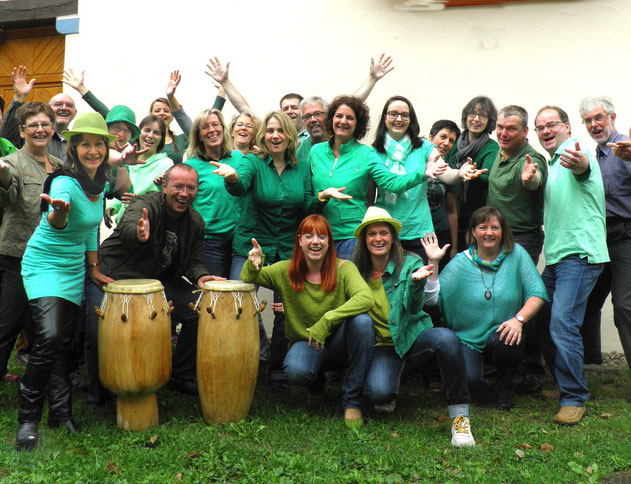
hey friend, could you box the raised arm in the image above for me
[166,70,193,135]
[0,66,35,147]
[205,57,252,114]
[63,68,110,118]
[354,53,394,102]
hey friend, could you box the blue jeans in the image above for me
[536,256,603,406]
[334,238,357,260]
[365,327,470,417]
[203,238,233,278]
[460,331,524,391]
[283,314,374,409]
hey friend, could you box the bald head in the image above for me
[49,93,77,132]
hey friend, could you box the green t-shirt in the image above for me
[296,136,314,164]
[543,137,609,265]
[487,142,547,233]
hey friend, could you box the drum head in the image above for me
[203,279,256,292]
[104,279,165,294]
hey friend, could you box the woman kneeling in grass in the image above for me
[240,214,374,428]
[353,206,475,447]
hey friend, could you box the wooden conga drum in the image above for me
[95,279,172,431]
[194,280,260,424]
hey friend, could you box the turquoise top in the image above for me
[185,151,243,240]
[544,137,609,265]
[439,244,549,352]
[374,142,435,240]
[310,139,426,240]
[21,176,103,305]
[108,152,173,222]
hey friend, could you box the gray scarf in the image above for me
[455,130,489,203]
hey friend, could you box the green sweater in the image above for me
[241,258,374,345]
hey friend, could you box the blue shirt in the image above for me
[596,130,631,220]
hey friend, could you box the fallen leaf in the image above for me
[515,449,525,458]
[586,466,594,474]
[386,444,391,452]
[437,414,449,423]
[602,386,615,392]
[541,429,548,434]
[413,473,419,483]
[145,434,159,448]
[574,451,584,457]
[446,468,461,474]
[106,462,120,474]
[600,412,613,419]
[187,451,201,459]
[390,432,400,438]
[539,444,554,452]
[176,473,183,481]
[515,443,533,450]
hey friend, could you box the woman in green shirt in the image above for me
[448,96,500,252]
[229,112,259,155]
[241,214,374,428]
[352,206,475,447]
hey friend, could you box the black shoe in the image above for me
[496,388,514,411]
[16,422,39,451]
[48,418,81,434]
[515,373,543,396]
[169,379,198,396]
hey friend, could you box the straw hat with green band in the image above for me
[63,112,118,142]
[354,206,402,239]
[106,105,140,139]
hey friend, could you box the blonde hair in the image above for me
[186,109,233,160]
[254,111,298,165]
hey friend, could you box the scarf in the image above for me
[467,245,507,271]
[382,133,413,207]
[41,166,106,211]
[455,130,489,203]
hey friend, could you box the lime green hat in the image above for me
[63,112,117,142]
[353,206,402,239]
[106,105,140,139]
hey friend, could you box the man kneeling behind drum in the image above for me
[86,164,223,403]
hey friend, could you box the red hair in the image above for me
[289,215,337,292]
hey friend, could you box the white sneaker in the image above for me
[451,415,475,447]
[374,399,396,413]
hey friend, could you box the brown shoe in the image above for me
[540,387,561,399]
[554,406,586,425]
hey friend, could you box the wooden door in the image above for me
[0,26,65,111]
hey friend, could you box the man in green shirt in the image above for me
[487,105,548,396]
[533,105,608,425]
[296,96,329,163]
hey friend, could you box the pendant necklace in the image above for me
[479,268,496,300]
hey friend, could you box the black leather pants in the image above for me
[18,297,79,424]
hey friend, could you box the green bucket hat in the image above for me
[353,206,402,239]
[106,105,140,139]
[63,112,118,142]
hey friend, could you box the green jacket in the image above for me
[226,153,323,262]
[0,137,17,157]
[310,139,427,240]
[241,257,374,344]
[370,254,433,358]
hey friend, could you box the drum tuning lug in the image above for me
[93,306,104,318]
[150,310,158,319]
[188,302,201,315]
[255,300,267,315]
[121,313,128,322]
[206,307,215,318]
[236,306,243,319]
[167,301,175,314]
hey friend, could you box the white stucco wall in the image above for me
[71,0,630,352]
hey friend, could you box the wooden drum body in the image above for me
[195,280,260,424]
[97,279,172,431]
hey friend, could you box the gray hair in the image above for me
[579,96,615,118]
[300,96,329,115]
[498,105,528,129]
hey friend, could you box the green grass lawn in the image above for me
[1,362,630,483]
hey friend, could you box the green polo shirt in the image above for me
[226,153,323,261]
[310,139,426,241]
[544,137,609,265]
[487,142,547,233]
[185,151,243,240]
[296,136,314,164]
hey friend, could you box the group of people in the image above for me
[0,54,629,452]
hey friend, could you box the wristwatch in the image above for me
[515,315,525,323]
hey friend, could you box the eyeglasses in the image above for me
[235,122,254,130]
[302,111,325,122]
[582,114,609,126]
[170,184,198,193]
[24,122,52,131]
[109,124,132,136]
[51,102,75,109]
[301,233,328,242]
[533,121,565,133]
[200,123,222,132]
[386,111,410,121]
[467,112,489,121]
